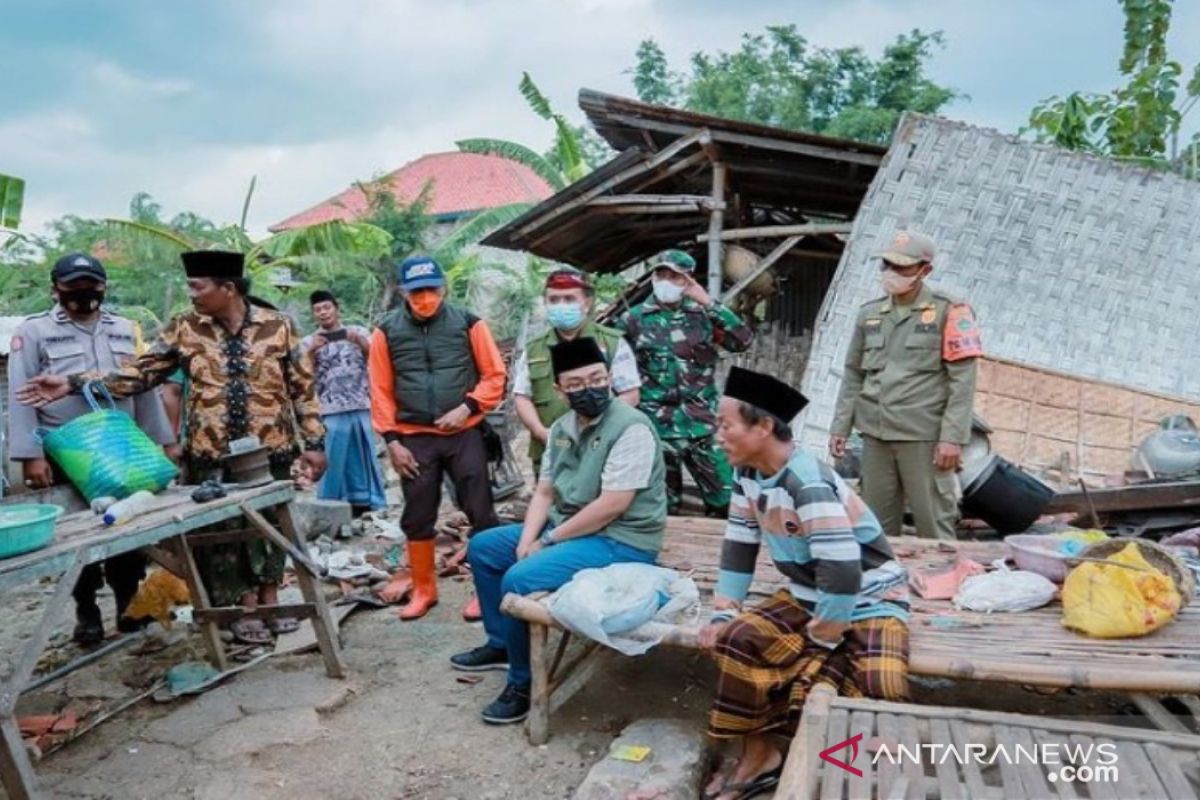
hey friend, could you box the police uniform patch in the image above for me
[920,308,937,325]
[864,318,882,328]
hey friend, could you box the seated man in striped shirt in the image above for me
[699,367,910,800]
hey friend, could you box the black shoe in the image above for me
[450,644,509,672]
[481,683,530,725]
[73,602,104,646]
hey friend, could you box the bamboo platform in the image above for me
[780,684,1200,799]
[503,516,1200,743]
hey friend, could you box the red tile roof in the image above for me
[269,151,554,232]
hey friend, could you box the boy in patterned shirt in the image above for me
[699,367,910,800]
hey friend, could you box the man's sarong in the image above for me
[709,590,909,738]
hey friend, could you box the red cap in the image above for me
[545,269,589,291]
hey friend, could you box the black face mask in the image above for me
[565,386,612,419]
[59,288,104,314]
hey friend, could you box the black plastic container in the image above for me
[961,456,1055,534]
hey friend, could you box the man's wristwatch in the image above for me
[539,528,557,547]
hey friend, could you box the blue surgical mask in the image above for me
[546,302,585,331]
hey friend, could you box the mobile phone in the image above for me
[324,329,347,342]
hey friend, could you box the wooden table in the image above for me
[0,481,345,800]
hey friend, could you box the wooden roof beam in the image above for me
[598,112,883,167]
[513,129,712,239]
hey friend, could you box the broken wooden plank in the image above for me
[1042,480,1200,516]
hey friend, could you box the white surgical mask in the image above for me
[881,269,921,296]
[652,278,686,305]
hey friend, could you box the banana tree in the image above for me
[100,216,394,326]
[1,174,24,230]
[451,72,590,260]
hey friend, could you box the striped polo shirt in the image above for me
[716,448,909,647]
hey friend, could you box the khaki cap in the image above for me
[875,230,936,266]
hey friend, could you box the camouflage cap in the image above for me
[651,249,696,275]
[875,230,936,267]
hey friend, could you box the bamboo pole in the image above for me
[697,222,853,243]
[707,162,727,298]
[719,235,802,305]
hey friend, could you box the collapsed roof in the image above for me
[483,89,886,274]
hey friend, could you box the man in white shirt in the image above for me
[511,268,640,477]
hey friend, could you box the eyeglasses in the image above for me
[559,376,610,392]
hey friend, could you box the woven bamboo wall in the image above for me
[975,357,1200,481]
[797,114,1200,461]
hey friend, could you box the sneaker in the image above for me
[450,644,509,672]
[481,683,530,725]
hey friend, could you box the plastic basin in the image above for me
[1006,533,1072,582]
[0,504,64,559]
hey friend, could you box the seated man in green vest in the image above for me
[451,337,667,725]
[512,268,641,476]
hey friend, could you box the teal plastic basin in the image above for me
[0,504,64,559]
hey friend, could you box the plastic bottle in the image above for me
[102,491,157,526]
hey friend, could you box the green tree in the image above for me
[1024,0,1200,169]
[627,26,960,145]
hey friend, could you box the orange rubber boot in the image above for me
[462,594,481,622]
[398,539,439,621]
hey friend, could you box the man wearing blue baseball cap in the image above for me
[368,256,507,621]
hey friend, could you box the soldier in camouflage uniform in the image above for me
[617,250,754,515]
[19,251,327,646]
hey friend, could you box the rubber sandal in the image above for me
[230,618,273,645]
[718,764,783,800]
[268,617,300,634]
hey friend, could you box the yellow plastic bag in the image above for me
[1061,543,1183,638]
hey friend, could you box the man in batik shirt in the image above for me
[19,250,326,645]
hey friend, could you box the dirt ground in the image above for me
[3,568,1150,800]
[0,442,1156,799]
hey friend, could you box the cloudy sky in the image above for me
[4,0,1198,237]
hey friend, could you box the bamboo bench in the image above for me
[500,519,1200,745]
[780,683,1200,799]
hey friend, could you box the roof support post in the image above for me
[706,162,727,297]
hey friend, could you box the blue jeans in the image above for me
[469,523,657,687]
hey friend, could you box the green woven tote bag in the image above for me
[37,382,179,502]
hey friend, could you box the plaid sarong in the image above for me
[709,590,909,739]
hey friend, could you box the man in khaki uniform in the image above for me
[829,231,981,541]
